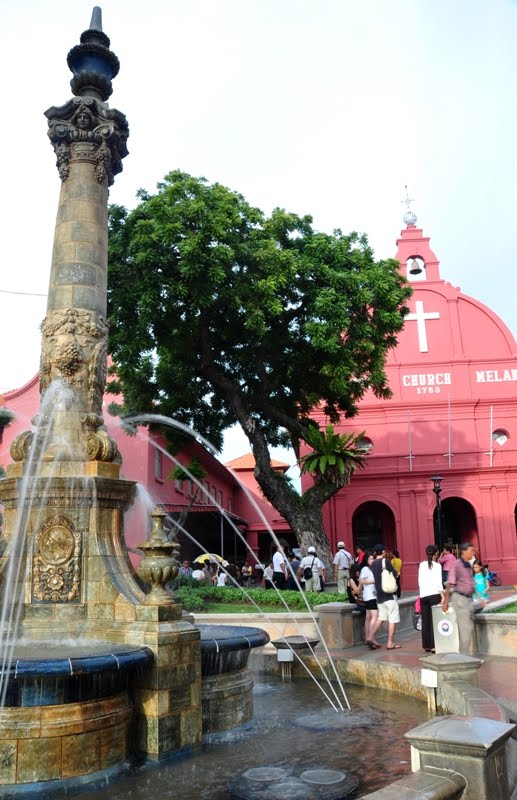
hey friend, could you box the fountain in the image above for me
[0,8,207,791]
[0,9,432,797]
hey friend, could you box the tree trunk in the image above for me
[248,435,335,573]
[199,364,337,573]
[285,504,334,576]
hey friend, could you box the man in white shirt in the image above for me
[272,545,288,589]
[333,541,352,594]
[297,546,326,592]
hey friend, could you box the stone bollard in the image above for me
[420,652,483,712]
[405,715,516,800]
[317,603,355,649]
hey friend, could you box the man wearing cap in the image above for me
[333,541,352,594]
[370,544,401,649]
[297,546,326,592]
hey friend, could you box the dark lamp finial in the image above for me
[67,6,120,101]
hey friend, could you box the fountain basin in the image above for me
[0,641,154,787]
[272,635,320,651]
[198,624,269,735]
[1,640,154,707]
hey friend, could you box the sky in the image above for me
[1,0,517,466]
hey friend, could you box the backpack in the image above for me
[303,556,316,580]
[381,558,397,594]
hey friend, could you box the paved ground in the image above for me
[330,588,517,705]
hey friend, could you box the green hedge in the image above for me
[173,584,344,612]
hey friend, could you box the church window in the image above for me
[154,448,163,480]
[492,429,509,446]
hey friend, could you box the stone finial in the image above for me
[90,6,103,30]
[137,509,180,605]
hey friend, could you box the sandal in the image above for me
[386,644,401,650]
[366,641,376,650]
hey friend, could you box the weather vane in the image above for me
[402,185,417,226]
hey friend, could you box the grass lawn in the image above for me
[200,603,295,614]
[494,602,517,613]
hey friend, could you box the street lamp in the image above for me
[430,475,443,550]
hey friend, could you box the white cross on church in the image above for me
[405,300,440,353]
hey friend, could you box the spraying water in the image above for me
[121,413,351,711]
[0,380,88,706]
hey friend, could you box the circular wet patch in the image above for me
[243,767,288,782]
[228,763,358,799]
[300,770,347,785]
[293,708,384,732]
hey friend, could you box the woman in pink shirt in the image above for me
[439,545,456,585]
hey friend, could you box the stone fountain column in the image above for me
[0,8,201,761]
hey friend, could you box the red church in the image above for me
[307,212,517,590]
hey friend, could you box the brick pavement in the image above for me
[328,589,517,704]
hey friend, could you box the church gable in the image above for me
[374,223,517,406]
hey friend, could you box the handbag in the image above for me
[303,556,316,580]
[381,559,397,594]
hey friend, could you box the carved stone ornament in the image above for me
[33,515,81,603]
[86,429,119,462]
[40,308,108,416]
[137,509,180,605]
[10,431,34,463]
[45,97,129,185]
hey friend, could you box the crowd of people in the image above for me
[181,538,489,656]
[344,541,490,654]
[414,543,491,654]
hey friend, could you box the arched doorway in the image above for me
[352,501,396,552]
[438,497,478,553]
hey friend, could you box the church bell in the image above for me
[408,258,423,275]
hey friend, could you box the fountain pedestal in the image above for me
[0,10,202,789]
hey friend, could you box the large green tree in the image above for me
[107,171,411,566]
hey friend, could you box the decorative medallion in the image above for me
[40,525,75,564]
[33,515,81,603]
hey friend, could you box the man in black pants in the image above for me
[272,544,288,589]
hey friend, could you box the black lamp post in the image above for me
[431,475,443,550]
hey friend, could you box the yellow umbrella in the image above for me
[193,553,224,564]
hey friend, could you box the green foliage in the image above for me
[174,586,209,611]
[0,408,15,432]
[107,170,412,549]
[169,456,207,484]
[107,171,411,451]
[299,425,367,486]
[494,602,517,614]
[174,584,345,611]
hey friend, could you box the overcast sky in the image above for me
[1,0,517,463]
